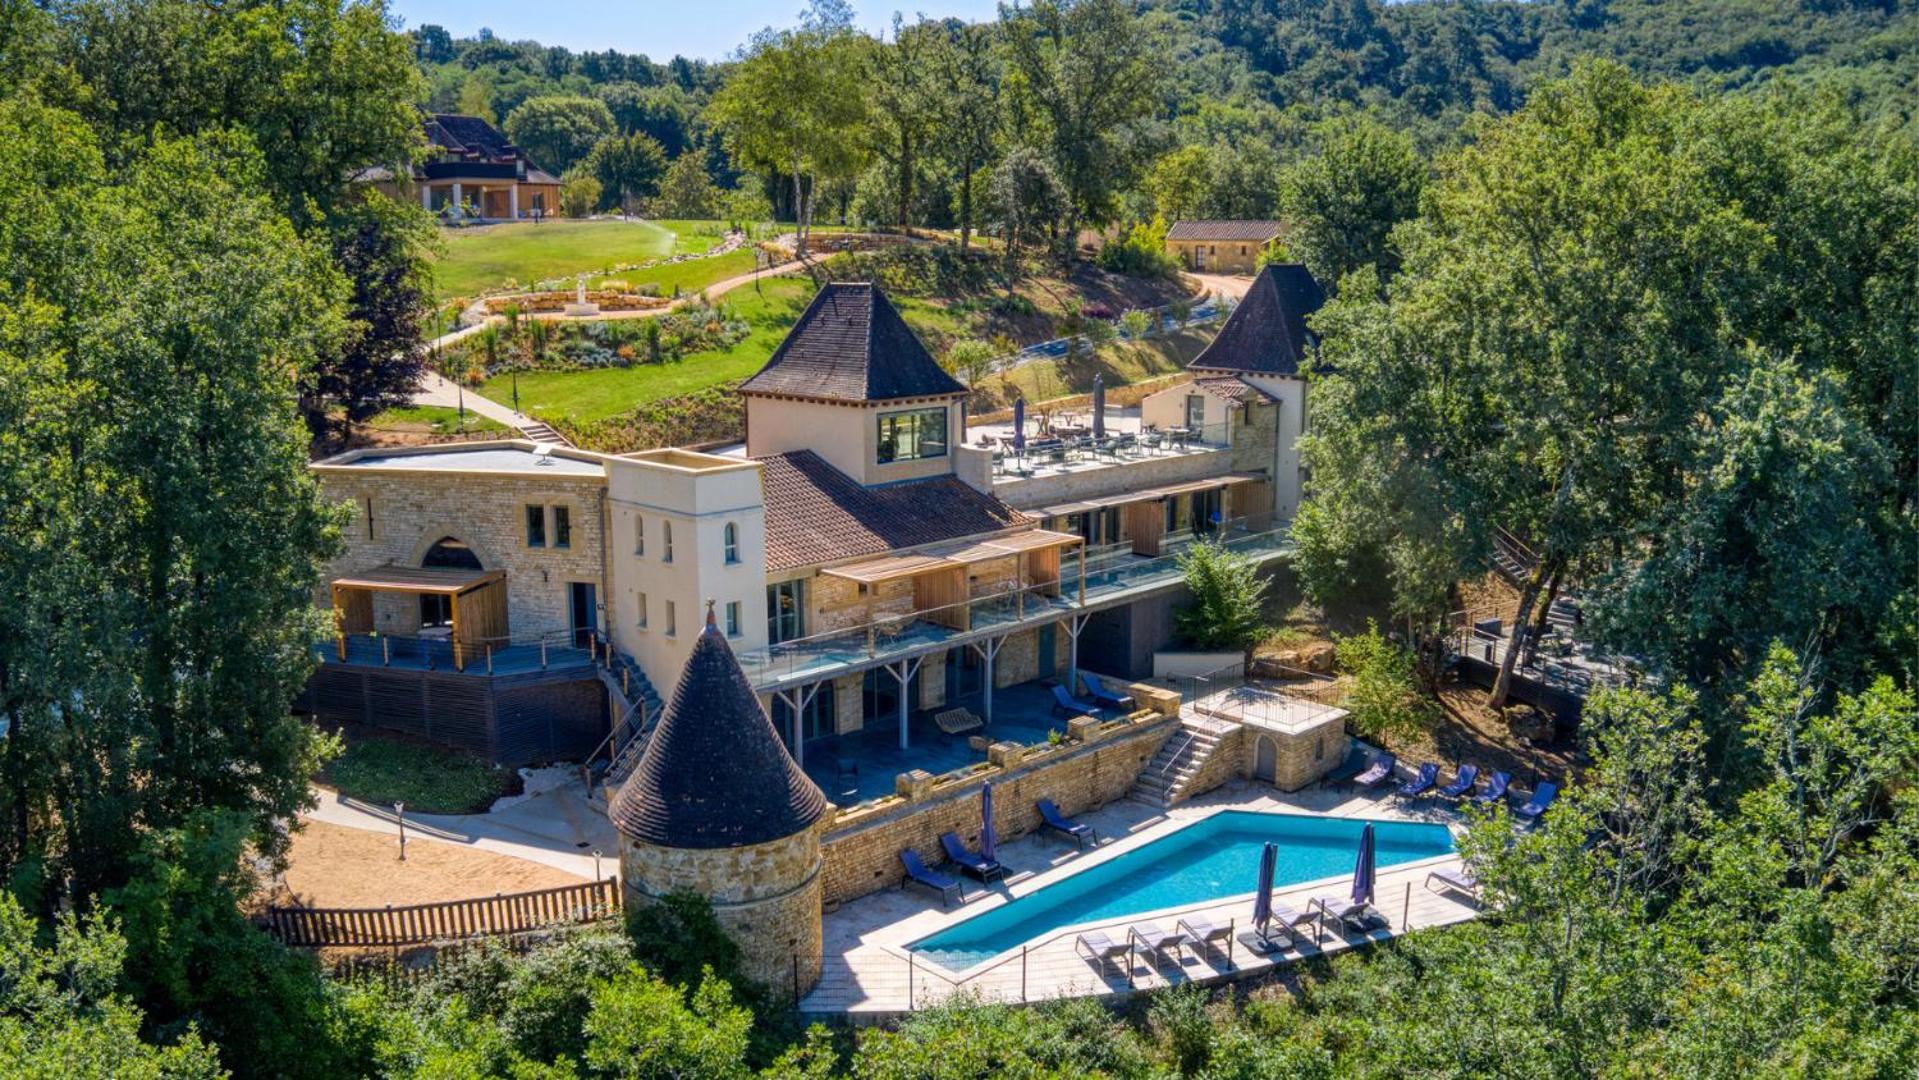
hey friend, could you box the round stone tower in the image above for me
[609,605,830,1003]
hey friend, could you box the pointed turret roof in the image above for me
[739,282,965,403]
[1189,264,1326,377]
[610,609,827,849]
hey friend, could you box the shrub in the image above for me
[1334,620,1438,740]
[1097,217,1180,278]
[1175,540,1270,655]
[1120,308,1153,339]
[560,173,601,218]
[943,339,999,388]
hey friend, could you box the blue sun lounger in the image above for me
[1080,673,1135,711]
[1437,763,1480,799]
[900,849,965,906]
[940,831,1005,882]
[1397,762,1440,799]
[1354,752,1396,790]
[1050,684,1099,719]
[1037,798,1098,849]
[1516,782,1559,822]
[1473,770,1512,806]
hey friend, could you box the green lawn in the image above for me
[433,219,677,299]
[603,248,761,298]
[319,734,517,815]
[480,276,818,424]
[366,405,505,436]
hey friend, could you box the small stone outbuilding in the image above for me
[610,608,831,1002]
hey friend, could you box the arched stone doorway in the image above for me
[1253,734,1277,784]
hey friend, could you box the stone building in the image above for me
[609,608,830,1002]
[1164,220,1286,273]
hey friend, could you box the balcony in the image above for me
[737,518,1292,693]
[972,417,1234,483]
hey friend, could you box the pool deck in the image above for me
[801,780,1484,1019]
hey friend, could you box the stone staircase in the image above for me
[517,419,572,446]
[1130,719,1232,808]
[586,646,666,805]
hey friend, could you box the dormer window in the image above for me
[877,407,947,464]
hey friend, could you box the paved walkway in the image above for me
[301,767,620,881]
[801,780,1481,1018]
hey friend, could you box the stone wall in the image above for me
[1243,722,1350,791]
[621,825,825,1003]
[818,710,1178,906]
[319,471,605,639]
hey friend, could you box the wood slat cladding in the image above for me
[300,667,606,765]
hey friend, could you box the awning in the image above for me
[977,529,1083,553]
[820,554,956,584]
[1146,477,1236,498]
[1031,499,1104,518]
[330,566,504,595]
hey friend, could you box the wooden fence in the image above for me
[265,877,621,948]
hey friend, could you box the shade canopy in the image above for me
[1013,398,1026,451]
[1091,373,1106,439]
[979,781,997,862]
[329,565,503,595]
[1351,823,1377,907]
[1252,841,1277,930]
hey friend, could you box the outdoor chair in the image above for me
[1473,771,1513,806]
[1177,916,1236,967]
[933,707,985,736]
[1515,782,1559,822]
[1426,867,1480,898]
[1397,762,1440,800]
[1076,930,1133,975]
[1310,897,1386,934]
[900,850,966,907]
[1080,672,1135,711]
[1436,763,1480,800]
[940,832,1005,883]
[1129,922,1194,966]
[1354,753,1396,790]
[1322,746,1371,790]
[1037,798,1098,849]
[1050,684,1099,719]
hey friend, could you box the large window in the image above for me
[552,506,571,549]
[767,579,805,644]
[876,407,947,464]
[525,505,546,548]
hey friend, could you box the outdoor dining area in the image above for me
[974,382,1227,479]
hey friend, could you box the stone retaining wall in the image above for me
[818,710,1179,907]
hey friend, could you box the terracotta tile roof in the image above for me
[1194,377,1280,404]
[1189,263,1326,377]
[756,450,1030,572]
[1166,220,1286,242]
[611,619,826,849]
[739,283,965,403]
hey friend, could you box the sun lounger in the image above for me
[1437,763,1480,799]
[1310,897,1386,933]
[933,707,984,736]
[1080,673,1135,711]
[1515,782,1559,821]
[1473,770,1512,806]
[1037,798,1098,849]
[1322,746,1370,789]
[1075,930,1133,973]
[1050,684,1099,719]
[900,850,965,906]
[1426,867,1480,897]
[1397,762,1440,799]
[1177,916,1236,964]
[940,832,1005,883]
[1354,752,1396,790]
[1270,899,1317,928]
[1129,922,1194,965]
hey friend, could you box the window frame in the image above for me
[723,522,740,565]
[525,504,547,548]
[725,601,741,637]
[662,520,674,564]
[552,505,571,550]
[875,406,949,465]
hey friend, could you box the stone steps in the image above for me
[517,420,571,446]
[1130,725,1226,808]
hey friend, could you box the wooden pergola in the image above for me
[330,565,508,671]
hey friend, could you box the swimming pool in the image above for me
[908,811,1455,970]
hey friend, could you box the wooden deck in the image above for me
[801,781,1485,1019]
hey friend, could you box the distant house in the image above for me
[355,113,562,223]
[1164,220,1285,273]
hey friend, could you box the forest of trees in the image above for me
[0,1,1913,1076]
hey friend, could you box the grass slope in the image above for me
[320,734,517,815]
[433,219,676,299]
[479,276,816,424]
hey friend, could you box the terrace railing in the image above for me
[989,419,1234,477]
[324,627,589,675]
[738,519,1292,690]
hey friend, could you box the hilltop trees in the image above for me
[585,131,668,215]
[1281,114,1426,288]
[504,95,615,175]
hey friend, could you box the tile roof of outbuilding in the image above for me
[1193,377,1280,404]
[756,450,1030,572]
[610,617,827,849]
[1189,263,1327,377]
[739,282,965,403]
[1166,220,1286,242]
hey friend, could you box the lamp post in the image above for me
[512,368,520,414]
[395,802,407,862]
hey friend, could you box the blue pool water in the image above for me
[909,811,1454,970]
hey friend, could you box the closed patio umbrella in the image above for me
[1012,398,1026,452]
[1252,841,1277,933]
[1351,823,1376,908]
[980,781,997,863]
[1092,373,1106,439]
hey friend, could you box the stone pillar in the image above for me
[620,824,825,1003]
[451,182,463,214]
[510,184,519,220]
